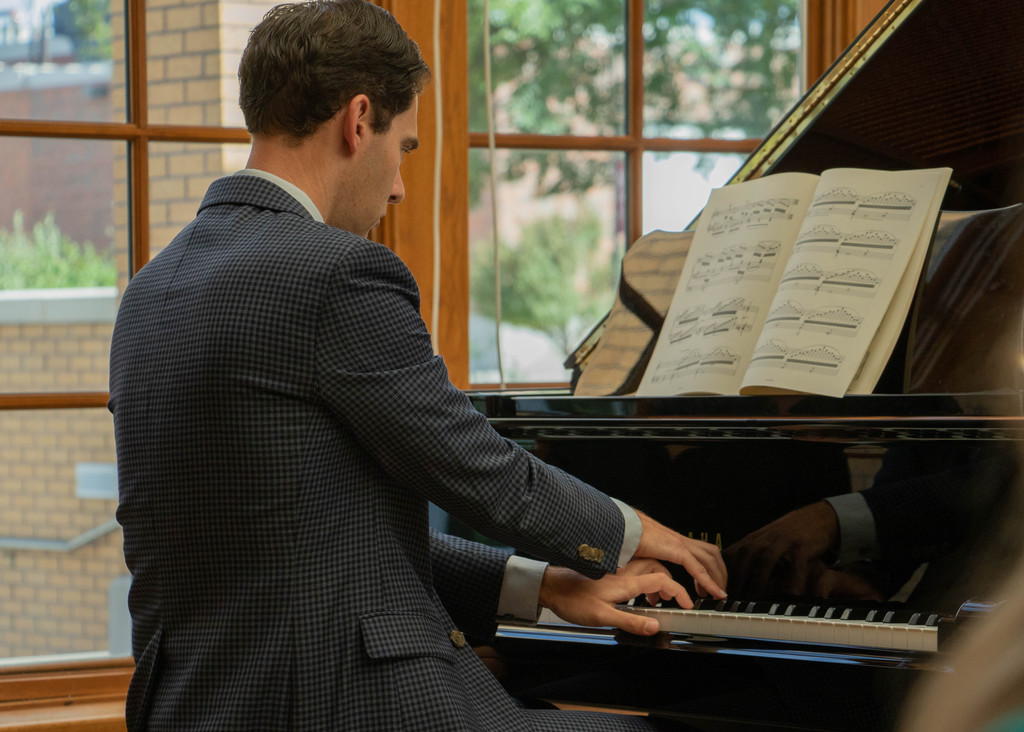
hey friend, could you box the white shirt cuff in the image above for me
[496,498,640,622]
[824,492,881,564]
[496,554,548,622]
[613,498,641,568]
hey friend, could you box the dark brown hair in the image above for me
[238,0,430,138]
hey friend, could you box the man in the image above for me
[108,1,725,729]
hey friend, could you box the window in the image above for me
[0,0,885,695]
[466,0,803,384]
[0,0,271,673]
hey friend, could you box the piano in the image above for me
[469,0,1024,729]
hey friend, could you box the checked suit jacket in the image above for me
[108,175,656,731]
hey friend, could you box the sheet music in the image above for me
[636,167,951,397]
[743,167,950,396]
[637,172,818,395]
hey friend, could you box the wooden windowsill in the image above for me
[0,658,132,732]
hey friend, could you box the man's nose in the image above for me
[389,171,405,204]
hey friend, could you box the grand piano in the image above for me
[469,0,1024,729]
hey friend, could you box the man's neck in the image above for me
[245,131,337,220]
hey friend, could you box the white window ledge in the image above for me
[0,287,118,324]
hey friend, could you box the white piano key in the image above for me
[613,604,940,653]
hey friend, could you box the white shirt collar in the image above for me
[233,169,325,223]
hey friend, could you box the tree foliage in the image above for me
[471,210,620,354]
[465,1,800,370]
[467,0,800,196]
[52,0,112,61]
[0,211,116,289]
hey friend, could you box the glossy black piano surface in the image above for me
[464,0,1024,728]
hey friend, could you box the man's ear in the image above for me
[339,94,373,154]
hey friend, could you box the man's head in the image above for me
[238,0,430,139]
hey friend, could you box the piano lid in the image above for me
[734,0,1024,212]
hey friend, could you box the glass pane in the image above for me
[642,150,745,234]
[145,1,277,126]
[643,0,801,139]
[469,147,626,384]
[149,141,250,259]
[0,0,122,122]
[468,0,627,136]
[0,408,126,660]
[0,137,125,393]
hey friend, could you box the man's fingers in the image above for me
[675,553,727,600]
[627,570,689,605]
[610,608,660,636]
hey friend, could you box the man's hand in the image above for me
[633,509,728,602]
[538,559,687,636]
[723,500,839,598]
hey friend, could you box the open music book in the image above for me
[635,167,952,398]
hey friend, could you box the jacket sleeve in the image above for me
[315,240,624,578]
[429,529,512,641]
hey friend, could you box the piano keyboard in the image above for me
[538,599,946,652]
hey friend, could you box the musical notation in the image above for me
[763,300,864,337]
[706,197,803,235]
[808,187,917,221]
[648,345,741,382]
[779,264,881,296]
[748,339,844,373]
[795,225,900,258]
[634,166,950,399]
[667,298,758,344]
[687,241,781,292]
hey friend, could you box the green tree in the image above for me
[467,0,800,199]
[53,0,112,61]
[471,210,620,355]
[0,210,116,289]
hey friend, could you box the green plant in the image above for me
[0,210,116,289]
[471,209,620,354]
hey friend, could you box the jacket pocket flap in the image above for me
[360,611,459,662]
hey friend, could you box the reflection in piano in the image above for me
[471,0,1024,728]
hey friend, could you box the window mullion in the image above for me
[627,0,645,246]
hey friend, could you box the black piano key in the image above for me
[839,607,870,621]
[884,609,917,624]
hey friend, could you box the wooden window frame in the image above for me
[0,0,885,721]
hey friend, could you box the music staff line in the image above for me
[685,241,782,293]
[806,186,918,221]
[794,225,902,259]
[779,263,882,297]
[649,338,847,382]
[666,298,758,344]
[705,196,804,235]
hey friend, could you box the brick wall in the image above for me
[0,289,122,658]
[0,407,122,657]
[0,75,114,249]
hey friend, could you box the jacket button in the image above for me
[577,543,605,562]
[449,629,466,648]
